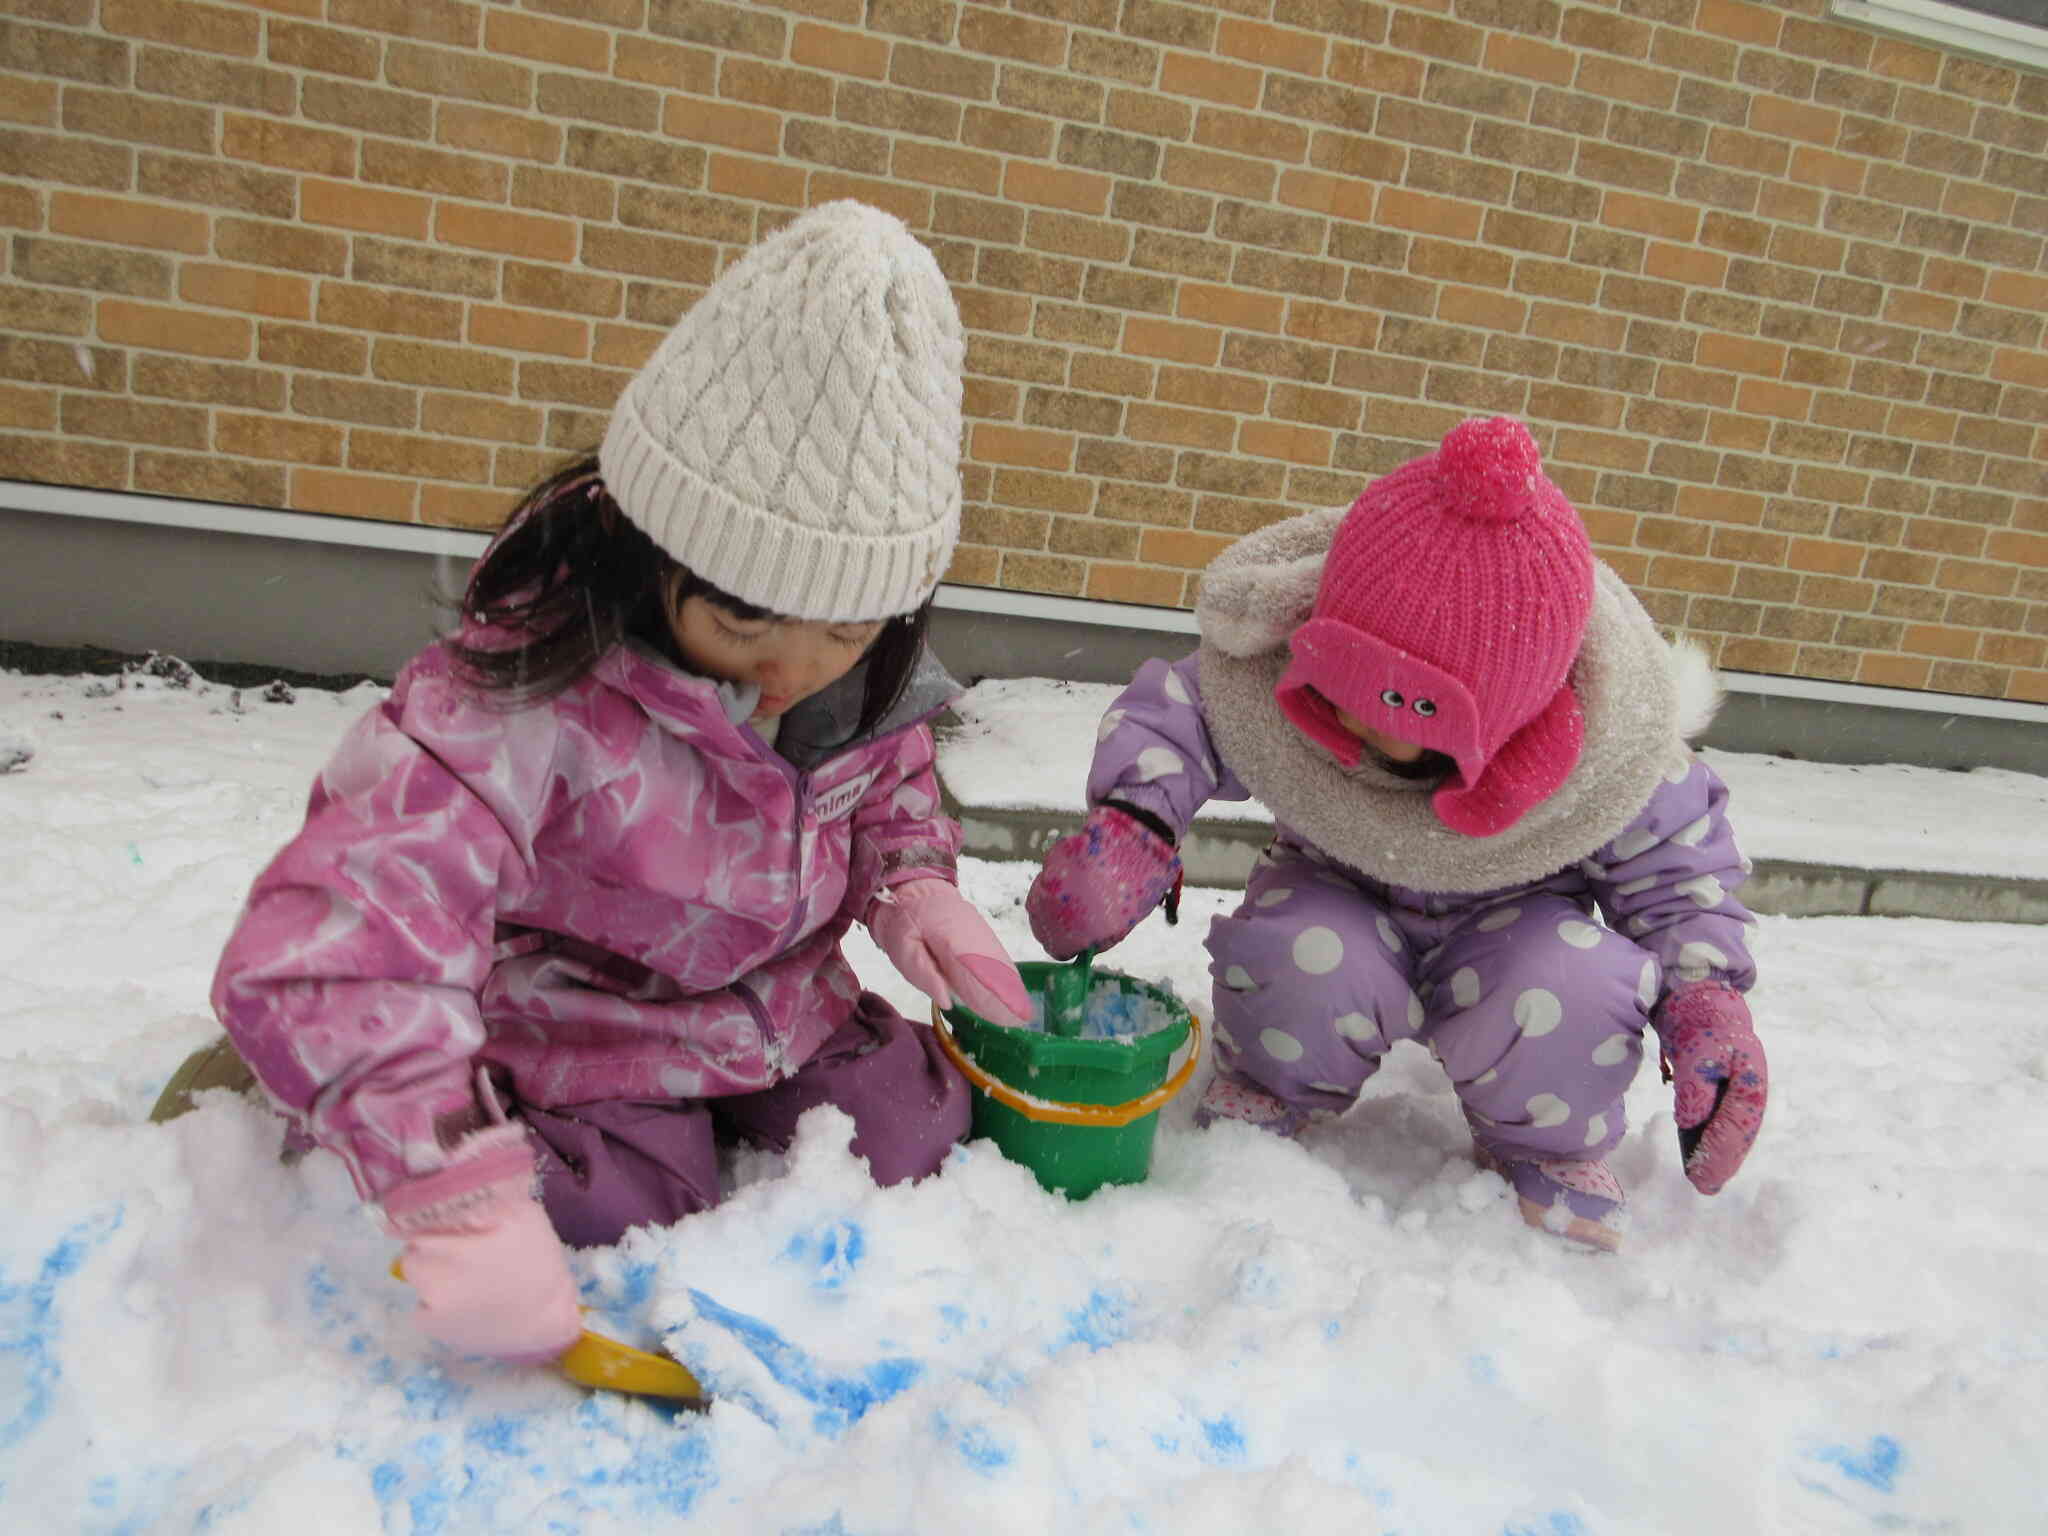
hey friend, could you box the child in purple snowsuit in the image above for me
[206,203,1033,1364]
[1027,417,1768,1251]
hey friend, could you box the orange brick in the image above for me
[1286,300,1378,350]
[50,191,209,254]
[2008,669,2048,704]
[1002,161,1110,216]
[99,297,251,359]
[792,22,888,78]
[708,153,807,206]
[470,304,588,358]
[1177,282,1284,333]
[1987,529,2048,567]
[1086,562,1184,605]
[300,177,431,239]
[1698,334,1785,378]
[1124,316,1221,366]
[1697,0,1783,47]
[971,423,1074,470]
[1751,96,1839,148]
[1162,51,1262,109]
[421,481,520,530]
[1786,537,1862,575]
[1735,378,1813,420]
[1439,286,1525,333]
[292,465,417,521]
[0,76,60,127]
[436,203,577,262]
[662,97,779,155]
[807,173,929,225]
[1139,528,1234,569]
[221,114,355,177]
[1602,190,1697,243]
[1484,32,1574,86]
[1238,419,1331,465]
[1276,168,1374,224]
[1856,652,1932,690]
[1217,18,1325,77]
[1375,187,1483,241]
[484,10,609,73]
[1902,623,1979,660]
[103,0,261,55]
[180,262,312,320]
[215,411,344,465]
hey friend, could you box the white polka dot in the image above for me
[1473,1068,1498,1087]
[1591,1032,1633,1068]
[1665,758,1692,786]
[1449,967,1482,1008]
[1260,1028,1305,1063]
[1255,886,1294,907]
[1673,814,1712,848]
[1163,669,1192,705]
[1513,989,1562,1038]
[1406,990,1425,1031]
[1525,1093,1571,1129]
[1468,1106,1497,1126]
[1292,926,1344,975]
[1375,914,1403,952]
[1637,959,1660,1007]
[1334,1011,1377,1042]
[1739,854,1754,874]
[1676,940,1728,980]
[1558,919,1602,949]
[1223,965,1257,991]
[1477,906,1521,932]
[1134,746,1185,782]
[1579,859,1606,880]
[1096,709,1126,743]
[1616,875,1657,896]
[1584,1112,1610,1147]
[1609,826,1658,861]
[660,1066,698,1096]
[1676,874,1725,909]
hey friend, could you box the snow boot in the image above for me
[1481,1150,1627,1253]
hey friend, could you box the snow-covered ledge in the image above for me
[3,479,2044,772]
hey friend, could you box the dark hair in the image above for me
[447,452,933,736]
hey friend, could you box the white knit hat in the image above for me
[599,201,964,621]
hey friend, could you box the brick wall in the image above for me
[2,0,2045,702]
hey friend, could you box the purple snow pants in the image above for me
[1206,845,1660,1164]
[510,992,970,1248]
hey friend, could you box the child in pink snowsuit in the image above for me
[210,203,1032,1364]
[1027,417,1768,1251]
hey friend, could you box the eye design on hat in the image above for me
[1378,688,1438,717]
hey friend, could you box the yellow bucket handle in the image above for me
[931,1005,1203,1129]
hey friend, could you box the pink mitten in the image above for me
[867,876,1033,1027]
[1025,802,1183,961]
[1652,981,1768,1196]
[382,1125,583,1363]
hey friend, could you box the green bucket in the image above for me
[933,961,1202,1200]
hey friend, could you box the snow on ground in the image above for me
[2,664,2045,1534]
[945,676,2048,879]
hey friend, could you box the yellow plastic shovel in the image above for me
[390,1260,707,1408]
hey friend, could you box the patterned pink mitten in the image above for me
[382,1125,583,1364]
[867,876,1033,1027]
[1025,802,1183,961]
[1193,1069,1311,1139]
[1652,981,1768,1196]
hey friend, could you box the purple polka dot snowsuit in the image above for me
[1091,654,1756,1167]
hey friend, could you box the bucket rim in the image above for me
[931,1006,1204,1128]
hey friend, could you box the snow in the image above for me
[2,662,2045,1535]
[944,676,2048,878]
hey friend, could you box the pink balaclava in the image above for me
[1275,416,1595,838]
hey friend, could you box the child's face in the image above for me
[1330,703,1428,765]
[670,595,884,720]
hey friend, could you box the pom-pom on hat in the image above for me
[599,201,964,622]
[1275,416,1595,837]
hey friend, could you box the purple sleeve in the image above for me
[209,679,540,1201]
[1084,653,1251,843]
[1586,756,1758,997]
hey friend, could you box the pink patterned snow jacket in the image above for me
[211,636,964,1203]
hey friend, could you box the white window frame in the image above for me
[1830,0,2048,71]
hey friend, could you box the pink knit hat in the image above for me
[1275,416,1595,837]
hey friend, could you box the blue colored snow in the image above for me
[1056,1288,1130,1354]
[932,1411,1014,1475]
[781,1219,866,1291]
[1814,1434,1903,1493]
[1199,1415,1246,1464]
[1502,1514,1586,1536]
[0,1207,121,1453]
[689,1288,922,1437]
